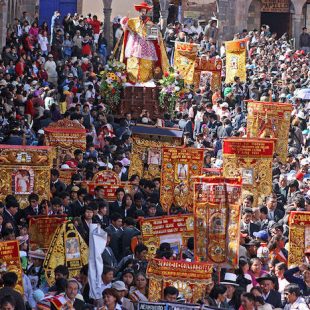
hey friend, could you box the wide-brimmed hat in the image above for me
[134,1,153,11]
[28,249,45,260]
[220,273,239,286]
[112,281,128,291]
[256,274,276,284]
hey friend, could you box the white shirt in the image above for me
[38,34,49,51]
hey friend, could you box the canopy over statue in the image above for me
[120,2,169,83]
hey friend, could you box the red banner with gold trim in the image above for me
[147,259,213,303]
[140,214,194,258]
[160,147,204,214]
[0,240,24,294]
[193,176,242,268]
[288,211,310,267]
[29,216,67,249]
[246,100,292,163]
[223,138,274,206]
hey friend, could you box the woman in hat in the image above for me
[120,2,168,83]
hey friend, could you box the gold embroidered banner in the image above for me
[222,138,274,206]
[0,240,24,294]
[246,100,292,163]
[160,147,204,214]
[194,57,222,92]
[44,119,86,167]
[0,145,54,208]
[140,214,194,258]
[174,42,198,85]
[129,126,183,180]
[147,259,213,303]
[288,211,310,267]
[43,221,88,286]
[193,177,242,268]
[225,39,247,83]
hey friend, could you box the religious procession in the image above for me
[0,0,309,309]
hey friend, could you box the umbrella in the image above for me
[295,88,310,100]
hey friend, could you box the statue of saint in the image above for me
[120,2,169,83]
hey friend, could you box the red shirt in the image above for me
[15,61,25,76]
[89,19,101,34]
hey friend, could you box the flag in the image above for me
[225,39,247,83]
[174,42,198,84]
[88,224,107,300]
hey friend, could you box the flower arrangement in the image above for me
[99,60,127,110]
[158,68,191,113]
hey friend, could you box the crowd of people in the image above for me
[0,6,309,310]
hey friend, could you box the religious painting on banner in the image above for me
[225,39,247,83]
[43,221,88,286]
[246,100,292,163]
[140,214,194,258]
[146,259,213,303]
[193,56,222,92]
[288,211,310,267]
[193,177,242,268]
[0,240,24,294]
[174,42,198,84]
[44,119,86,167]
[28,216,67,250]
[222,139,275,206]
[160,147,204,214]
[129,126,183,180]
[0,145,54,208]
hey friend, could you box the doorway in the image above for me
[260,12,291,37]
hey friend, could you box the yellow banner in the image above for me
[174,42,198,84]
[225,39,247,83]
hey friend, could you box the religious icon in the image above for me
[177,163,188,180]
[14,169,32,194]
[148,149,161,165]
[230,56,238,70]
[65,237,81,260]
[241,168,254,185]
[210,214,225,234]
[199,71,212,89]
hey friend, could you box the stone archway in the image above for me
[247,0,261,32]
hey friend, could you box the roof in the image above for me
[131,125,183,138]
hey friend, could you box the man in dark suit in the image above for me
[109,188,125,216]
[50,168,67,197]
[240,208,260,237]
[113,162,128,182]
[105,213,123,262]
[102,233,118,268]
[16,193,39,225]
[3,198,20,236]
[257,274,282,308]
[121,217,140,257]
[0,272,26,310]
[77,204,96,245]
[69,188,87,217]
[266,195,284,222]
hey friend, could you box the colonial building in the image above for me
[0,0,309,49]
